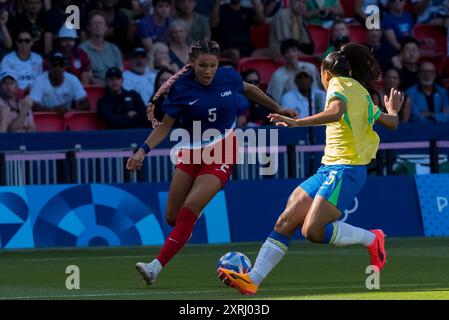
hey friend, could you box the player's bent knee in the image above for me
[301,225,323,243]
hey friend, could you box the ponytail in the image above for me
[321,43,381,88]
[150,64,192,105]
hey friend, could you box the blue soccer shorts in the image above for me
[299,164,367,212]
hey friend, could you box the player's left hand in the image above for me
[268,113,298,128]
[277,107,298,118]
[126,149,145,171]
[384,88,404,116]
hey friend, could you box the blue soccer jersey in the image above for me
[163,67,244,147]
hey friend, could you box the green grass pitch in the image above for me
[1,237,449,300]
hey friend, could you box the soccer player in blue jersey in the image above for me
[126,40,296,286]
[218,43,404,295]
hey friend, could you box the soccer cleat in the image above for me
[217,268,258,295]
[135,261,160,285]
[367,229,387,272]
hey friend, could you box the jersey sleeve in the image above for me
[235,72,244,94]
[162,85,184,119]
[325,78,349,107]
[225,67,244,94]
[373,104,382,121]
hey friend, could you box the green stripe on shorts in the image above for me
[328,178,343,208]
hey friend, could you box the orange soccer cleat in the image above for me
[217,268,259,295]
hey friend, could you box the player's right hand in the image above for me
[126,149,146,171]
[147,103,163,128]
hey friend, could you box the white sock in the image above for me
[151,259,163,274]
[249,239,288,286]
[331,221,376,247]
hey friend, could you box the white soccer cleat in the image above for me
[135,261,160,285]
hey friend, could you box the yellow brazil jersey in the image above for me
[322,76,382,165]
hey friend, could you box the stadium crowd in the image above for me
[0,0,449,133]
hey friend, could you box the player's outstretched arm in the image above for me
[126,114,176,171]
[243,82,298,118]
[376,88,404,130]
[269,98,346,128]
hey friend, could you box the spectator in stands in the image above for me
[267,39,320,103]
[280,66,326,118]
[263,0,285,18]
[0,7,12,59]
[79,12,123,85]
[168,20,190,71]
[211,0,265,61]
[55,25,92,86]
[382,0,415,52]
[123,47,156,105]
[173,0,211,42]
[8,0,51,56]
[46,0,71,34]
[322,19,350,59]
[412,0,449,25]
[30,52,89,115]
[119,0,146,18]
[97,67,148,129]
[147,41,178,72]
[268,0,314,55]
[306,0,344,27]
[195,0,219,16]
[238,69,271,127]
[0,70,35,132]
[137,0,172,52]
[407,61,449,122]
[99,0,134,53]
[152,67,174,121]
[392,37,421,90]
[365,28,394,72]
[1,29,43,92]
[382,67,411,122]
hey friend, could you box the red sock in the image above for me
[156,207,197,266]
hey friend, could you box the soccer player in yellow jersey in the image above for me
[219,44,404,295]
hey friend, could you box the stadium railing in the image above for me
[1,123,449,186]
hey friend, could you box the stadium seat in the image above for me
[308,25,330,56]
[33,112,65,132]
[250,23,270,49]
[84,85,105,112]
[238,57,282,89]
[341,0,356,17]
[349,25,368,44]
[64,111,105,131]
[298,55,321,72]
[412,24,447,57]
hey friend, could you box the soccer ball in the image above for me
[217,251,252,274]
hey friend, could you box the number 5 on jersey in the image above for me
[208,108,217,122]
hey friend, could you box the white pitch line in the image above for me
[0,249,369,262]
[2,283,446,300]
